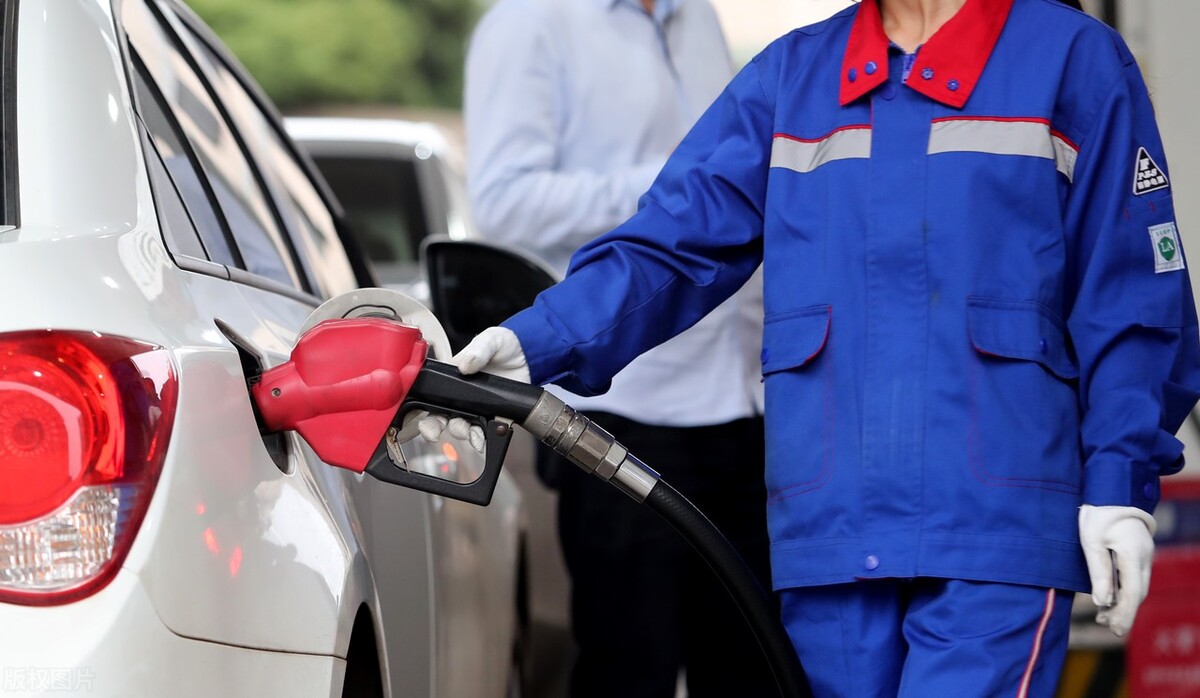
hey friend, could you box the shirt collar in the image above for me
[839,0,1014,109]
[603,0,682,20]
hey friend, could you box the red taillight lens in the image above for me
[0,331,177,605]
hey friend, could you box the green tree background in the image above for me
[188,0,481,110]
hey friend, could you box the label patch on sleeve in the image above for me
[1134,147,1170,195]
[1150,222,1185,273]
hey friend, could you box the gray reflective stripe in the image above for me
[1051,134,1078,182]
[771,128,872,174]
[927,119,1079,181]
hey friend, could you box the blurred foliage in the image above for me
[187,0,481,109]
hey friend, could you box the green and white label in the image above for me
[1150,222,1185,273]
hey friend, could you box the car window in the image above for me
[130,53,237,266]
[168,15,357,298]
[310,155,427,266]
[122,0,301,288]
[141,126,209,262]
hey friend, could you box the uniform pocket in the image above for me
[762,305,834,502]
[966,297,1082,492]
[761,305,831,375]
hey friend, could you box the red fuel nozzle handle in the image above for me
[252,319,429,473]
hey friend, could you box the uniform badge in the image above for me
[1149,222,1185,273]
[1134,147,1170,195]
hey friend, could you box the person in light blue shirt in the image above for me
[463,1,775,696]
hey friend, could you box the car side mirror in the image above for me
[421,238,560,353]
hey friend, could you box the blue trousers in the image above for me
[780,579,1074,697]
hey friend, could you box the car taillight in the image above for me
[0,330,177,605]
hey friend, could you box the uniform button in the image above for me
[880,83,897,100]
[1039,338,1048,354]
[921,67,935,81]
[865,61,878,75]
[848,68,858,83]
[1144,482,1157,499]
[947,79,960,92]
[865,555,880,571]
[761,348,770,364]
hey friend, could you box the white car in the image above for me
[0,1,526,696]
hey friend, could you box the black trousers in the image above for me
[548,413,779,698]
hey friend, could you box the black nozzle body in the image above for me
[408,360,544,423]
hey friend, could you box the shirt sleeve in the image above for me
[503,55,777,395]
[462,2,667,253]
[1065,60,1200,512]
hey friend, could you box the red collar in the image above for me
[839,0,1014,109]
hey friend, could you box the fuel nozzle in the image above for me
[251,315,661,505]
[251,317,543,506]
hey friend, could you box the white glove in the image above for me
[447,326,531,383]
[418,327,531,453]
[1079,504,1157,637]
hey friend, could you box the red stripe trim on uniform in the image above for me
[1016,589,1056,698]
[1050,129,1079,152]
[931,115,1050,125]
[773,125,872,144]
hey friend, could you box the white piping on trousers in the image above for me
[1017,588,1057,698]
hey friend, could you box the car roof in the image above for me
[284,116,468,175]
[284,117,452,151]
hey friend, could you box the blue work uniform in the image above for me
[504,0,1200,688]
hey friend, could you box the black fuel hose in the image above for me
[406,365,811,695]
[515,387,812,697]
[645,480,812,698]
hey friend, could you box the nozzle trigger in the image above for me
[365,401,513,506]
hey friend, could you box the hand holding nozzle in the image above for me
[419,327,530,452]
